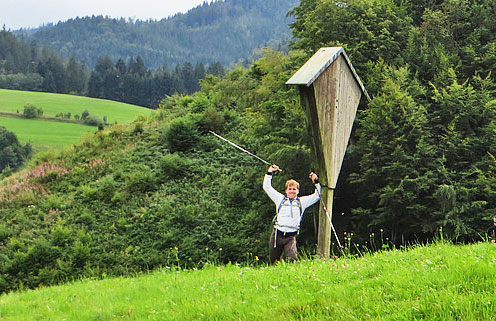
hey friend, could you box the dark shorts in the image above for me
[269,229,298,263]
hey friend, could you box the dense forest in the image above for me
[14,0,298,69]
[1,0,496,294]
[2,0,297,107]
[0,29,225,107]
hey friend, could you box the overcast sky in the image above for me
[1,0,211,30]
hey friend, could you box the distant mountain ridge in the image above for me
[16,0,299,69]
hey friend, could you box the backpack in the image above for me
[272,196,303,228]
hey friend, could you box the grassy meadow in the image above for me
[0,241,495,321]
[0,89,153,151]
[0,116,96,149]
[0,89,152,123]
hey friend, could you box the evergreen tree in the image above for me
[66,55,88,94]
[349,66,435,242]
[87,56,115,98]
[182,62,197,94]
[151,65,174,107]
[15,0,299,69]
[193,62,206,92]
[128,56,148,77]
[426,71,496,238]
[0,126,32,174]
[207,62,226,76]
[289,0,413,86]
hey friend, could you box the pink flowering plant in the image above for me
[0,162,69,202]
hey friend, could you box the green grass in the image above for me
[1,241,495,320]
[0,116,95,149]
[0,89,153,123]
[0,89,153,151]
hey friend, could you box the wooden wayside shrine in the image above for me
[286,47,371,256]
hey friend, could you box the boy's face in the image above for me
[285,184,299,199]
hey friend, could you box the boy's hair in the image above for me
[285,179,300,190]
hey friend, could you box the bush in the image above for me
[198,107,225,133]
[159,153,191,178]
[23,104,43,119]
[0,126,32,173]
[124,170,157,193]
[83,115,103,127]
[161,116,200,152]
[0,73,43,91]
[81,110,90,120]
[0,225,10,243]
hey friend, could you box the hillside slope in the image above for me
[0,89,153,150]
[0,89,153,123]
[0,50,312,294]
[1,241,495,320]
[16,0,299,69]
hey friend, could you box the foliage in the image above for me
[22,104,43,119]
[86,56,215,107]
[0,29,223,108]
[0,48,309,293]
[15,0,298,69]
[0,126,32,175]
[289,0,496,244]
[158,153,191,178]
[1,0,496,296]
[82,115,103,127]
[161,115,201,153]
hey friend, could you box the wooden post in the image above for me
[317,188,333,256]
[287,47,370,257]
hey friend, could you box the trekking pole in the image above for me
[314,185,343,248]
[209,130,281,171]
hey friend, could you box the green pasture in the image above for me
[1,241,495,321]
[0,89,154,151]
[0,88,153,124]
[0,116,96,150]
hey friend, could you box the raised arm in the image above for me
[300,172,322,209]
[263,165,284,204]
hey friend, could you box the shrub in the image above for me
[71,240,91,270]
[81,110,90,120]
[92,176,119,203]
[77,185,99,202]
[158,153,191,178]
[0,126,32,174]
[161,116,200,152]
[83,115,103,127]
[110,191,122,203]
[190,95,211,113]
[50,224,74,247]
[198,107,225,133]
[0,224,10,243]
[22,104,43,118]
[132,122,144,135]
[124,170,157,193]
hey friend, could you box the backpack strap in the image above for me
[295,198,303,232]
[272,197,304,230]
[272,196,287,224]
